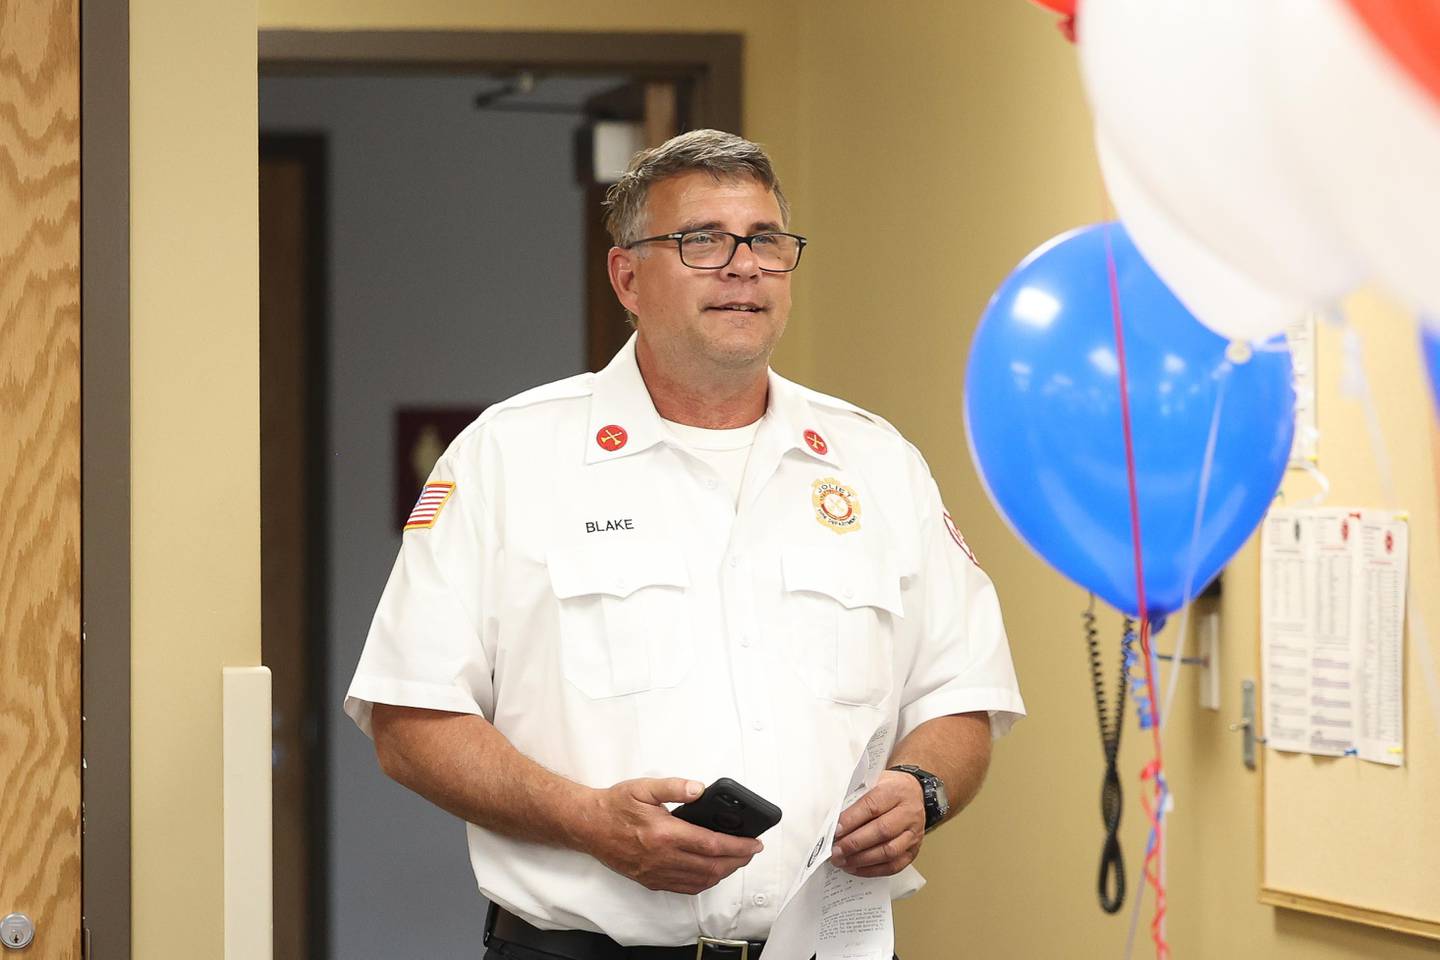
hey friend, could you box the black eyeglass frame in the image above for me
[623,230,809,273]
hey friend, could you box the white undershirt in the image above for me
[660,416,762,507]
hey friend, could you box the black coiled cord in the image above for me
[1084,595,1127,914]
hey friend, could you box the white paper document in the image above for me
[1310,510,1357,755]
[1260,509,1314,753]
[1354,515,1408,763]
[1260,507,1408,765]
[763,723,897,960]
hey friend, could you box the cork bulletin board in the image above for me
[1257,313,1440,942]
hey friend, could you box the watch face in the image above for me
[931,779,949,818]
[922,779,943,822]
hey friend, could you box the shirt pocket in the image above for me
[780,544,904,706]
[546,541,692,699]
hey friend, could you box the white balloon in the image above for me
[1263,0,1440,322]
[1096,133,1306,343]
[1079,0,1364,330]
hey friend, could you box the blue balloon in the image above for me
[965,223,1295,617]
[1423,322,1440,413]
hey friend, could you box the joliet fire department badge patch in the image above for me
[812,477,861,534]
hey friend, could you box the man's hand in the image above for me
[830,771,926,878]
[580,778,763,895]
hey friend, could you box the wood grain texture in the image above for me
[0,0,82,956]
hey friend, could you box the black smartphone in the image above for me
[673,777,782,839]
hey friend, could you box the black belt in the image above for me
[485,904,768,959]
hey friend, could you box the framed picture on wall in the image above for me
[394,406,487,530]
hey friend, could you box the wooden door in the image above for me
[0,0,83,957]
[259,134,329,960]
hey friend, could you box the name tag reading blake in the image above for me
[585,518,635,534]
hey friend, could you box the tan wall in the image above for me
[790,3,1440,959]
[130,0,259,956]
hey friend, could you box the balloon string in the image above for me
[1104,223,1171,960]
[1138,621,1169,960]
[1160,369,1226,728]
[1147,367,1227,733]
[1120,364,1227,957]
[1103,226,1149,625]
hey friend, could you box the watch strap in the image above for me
[888,763,948,832]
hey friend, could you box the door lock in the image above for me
[0,914,34,950]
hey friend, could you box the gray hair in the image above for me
[603,129,791,247]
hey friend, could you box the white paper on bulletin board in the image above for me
[1260,507,1408,765]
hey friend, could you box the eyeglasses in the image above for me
[624,230,808,272]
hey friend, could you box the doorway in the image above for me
[258,30,741,960]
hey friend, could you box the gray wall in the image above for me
[262,73,609,959]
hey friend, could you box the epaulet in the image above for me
[476,373,595,424]
[797,384,903,438]
[444,373,594,451]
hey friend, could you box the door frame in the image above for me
[258,131,332,960]
[82,0,133,957]
[258,30,741,134]
[255,27,740,956]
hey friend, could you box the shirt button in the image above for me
[843,586,855,599]
[728,556,739,569]
[704,477,717,490]
[753,893,768,907]
[739,635,751,648]
[751,719,765,731]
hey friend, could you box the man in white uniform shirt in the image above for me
[346,129,1025,959]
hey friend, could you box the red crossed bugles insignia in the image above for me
[803,429,828,455]
[596,424,629,451]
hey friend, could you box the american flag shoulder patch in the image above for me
[405,481,456,531]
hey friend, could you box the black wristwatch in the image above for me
[888,764,949,832]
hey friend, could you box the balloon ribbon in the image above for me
[1104,225,1170,959]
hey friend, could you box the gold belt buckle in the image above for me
[695,935,750,959]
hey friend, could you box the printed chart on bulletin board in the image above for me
[1258,506,1440,939]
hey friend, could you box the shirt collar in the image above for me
[584,333,843,470]
[585,335,667,465]
[761,368,843,469]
